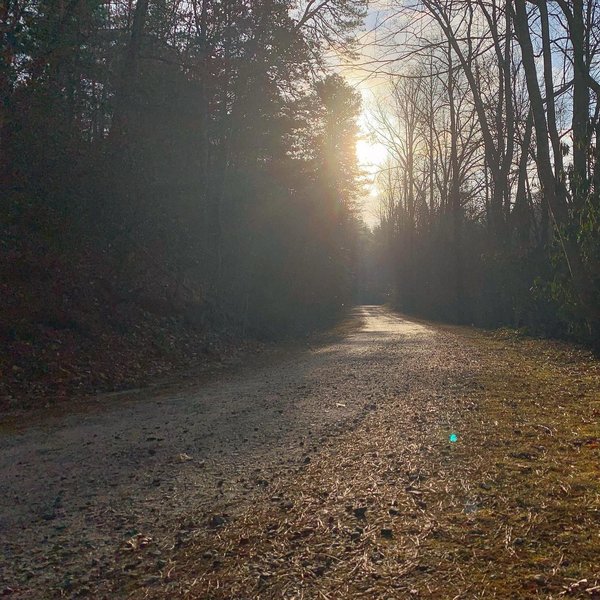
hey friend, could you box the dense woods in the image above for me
[369,0,600,345]
[1,0,368,329]
[1,0,368,400]
[3,0,600,407]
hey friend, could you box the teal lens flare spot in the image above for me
[449,433,458,443]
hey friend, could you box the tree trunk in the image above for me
[447,43,463,321]
[110,0,149,137]
[570,0,590,210]
[539,0,565,188]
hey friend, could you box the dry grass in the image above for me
[126,328,600,599]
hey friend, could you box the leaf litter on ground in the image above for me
[125,326,600,599]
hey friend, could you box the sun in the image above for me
[356,138,388,173]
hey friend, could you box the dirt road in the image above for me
[1,306,598,599]
[0,307,438,595]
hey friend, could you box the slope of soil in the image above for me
[0,236,258,414]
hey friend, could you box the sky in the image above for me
[331,1,399,226]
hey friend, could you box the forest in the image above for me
[367,0,600,344]
[2,2,600,598]
[1,0,368,402]
[2,0,600,407]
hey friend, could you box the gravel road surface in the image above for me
[1,306,458,598]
